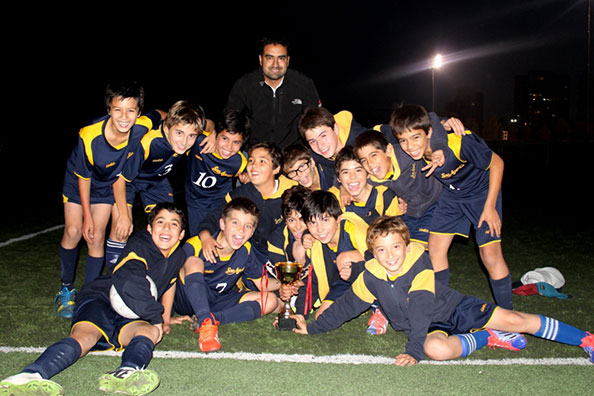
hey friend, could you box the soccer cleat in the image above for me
[98,367,159,395]
[579,331,594,363]
[366,308,388,335]
[54,286,77,319]
[198,317,221,352]
[0,372,64,396]
[486,329,527,351]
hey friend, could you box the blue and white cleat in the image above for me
[580,331,594,364]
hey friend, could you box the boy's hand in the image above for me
[394,353,417,366]
[337,251,363,281]
[478,206,502,238]
[82,217,95,244]
[398,197,408,215]
[442,117,465,135]
[170,315,194,326]
[339,184,353,207]
[200,233,222,263]
[290,314,308,334]
[279,280,304,300]
[302,234,314,250]
[238,171,250,184]
[199,127,216,154]
[292,238,307,264]
[163,321,172,335]
[422,149,445,177]
[114,213,133,241]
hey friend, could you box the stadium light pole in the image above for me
[432,54,443,112]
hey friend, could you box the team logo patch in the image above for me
[480,303,487,312]
[292,98,303,105]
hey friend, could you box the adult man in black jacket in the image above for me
[225,38,321,149]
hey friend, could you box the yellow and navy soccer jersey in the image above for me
[185,133,247,205]
[65,113,157,189]
[344,184,403,224]
[197,175,298,253]
[296,212,371,314]
[306,242,465,361]
[310,110,367,177]
[182,235,262,295]
[76,229,186,325]
[120,122,184,183]
[428,131,495,200]
[267,223,298,264]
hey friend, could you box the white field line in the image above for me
[0,346,590,366]
[0,225,64,248]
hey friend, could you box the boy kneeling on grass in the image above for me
[292,216,594,366]
[0,202,188,395]
[171,197,284,353]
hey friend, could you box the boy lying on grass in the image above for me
[292,216,594,366]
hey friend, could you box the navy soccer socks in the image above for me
[105,238,127,271]
[85,255,104,284]
[183,272,212,324]
[120,336,154,370]
[213,300,261,325]
[23,337,81,379]
[490,274,512,310]
[59,245,78,289]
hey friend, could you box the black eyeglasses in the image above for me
[286,159,311,179]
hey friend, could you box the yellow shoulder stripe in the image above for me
[351,272,376,304]
[112,252,148,273]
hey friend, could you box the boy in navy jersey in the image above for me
[110,101,205,267]
[282,144,334,191]
[56,80,161,319]
[293,216,594,366]
[335,145,405,224]
[172,197,283,352]
[185,110,249,236]
[1,203,187,395]
[293,190,370,320]
[196,142,298,267]
[268,185,312,266]
[391,104,512,309]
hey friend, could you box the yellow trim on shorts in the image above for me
[478,239,502,248]
[116,320,151,352]
[71,320,115,351]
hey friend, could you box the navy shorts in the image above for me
[127,178,173,213]
[62,173,115,205]
[402,202,436,244]
[71,295,147,351]
[428,295,498,335]
[430,191,503,247]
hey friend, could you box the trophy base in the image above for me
[277,316,296,331]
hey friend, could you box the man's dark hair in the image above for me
[260,37,289,54]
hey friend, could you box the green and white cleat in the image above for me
[99,367,160,395]
[0,372,63,396]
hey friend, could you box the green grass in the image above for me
[1,206,593,395]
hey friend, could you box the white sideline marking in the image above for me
[0,225,64,248]
[0,346,590,366]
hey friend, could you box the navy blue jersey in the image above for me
[267,223,297,264]
[182,235,262,295]
[65,113,157,190]
[185,133,247,204]
[121,122,183,183]
[429,131,494,199]
[76,229,186,325]
[344,185,403,224]
[295,213,370,315]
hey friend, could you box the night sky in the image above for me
[3,0,590,216]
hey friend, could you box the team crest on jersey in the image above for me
[274,216,283,225]
[441,164,465,179]
[152,158,164,163]
[291,98,303,105]
[225,267,245,275]
[212,166,233,178]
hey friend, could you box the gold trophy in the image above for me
[275,261,303,330]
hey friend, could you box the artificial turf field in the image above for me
[1,142,593,395]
